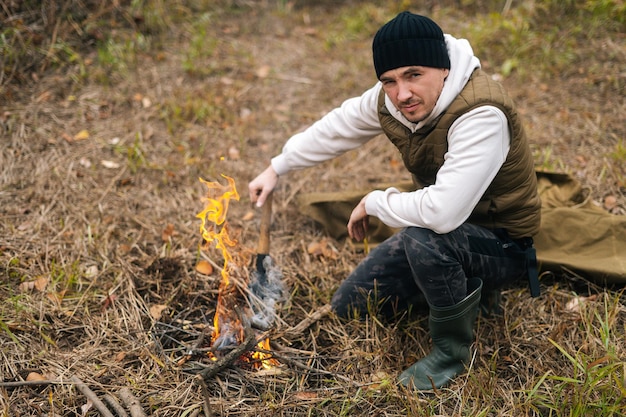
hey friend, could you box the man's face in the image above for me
[380,66,449,124]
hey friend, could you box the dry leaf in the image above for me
[46,289,67,305]
[372,370,389,381]
[102,294,117,310]
[389,157,401,171]
[228,146,240,160]
[101,160,120,169]
[196,260,214,275]
[307,241,321,255]
[18,281,34,292]
[26,372,47,382]
[367,370,392,390]
[565,294,598,312]
[79,157,92,168]
[18,220,32,231]
[35,90,52,103]
[19,276,49,292]
[242,210,255,221]
[116,177,133,186]
[74,130,90,141]
[162,223,177,242]
[115,352,126,362]
[118,244,132,254]
[84,265,98,278]
[150,304,168,320]
[307,239,338,259]
[34,276,49,291]
[254,367,283,376]
[603,195,617,211]
[144,125,155,140]
[293,391,318,400]
[81,399,94,416]
[256,65,271,78]
[240,108,252,119]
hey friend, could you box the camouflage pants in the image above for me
[330,223,532,320]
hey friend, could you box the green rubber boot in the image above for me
[398,277,483,390]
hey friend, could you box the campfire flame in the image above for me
[196,175,278,369]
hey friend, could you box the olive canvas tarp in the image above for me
[297,171,626,285]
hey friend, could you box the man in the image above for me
[249,11,541,390]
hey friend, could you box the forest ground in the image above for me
[1,1,625,416]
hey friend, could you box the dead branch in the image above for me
[118,387,147,417]
[195,377,214,417]
[70,376,115,417]
[280,304,332,339]
[103,394,129,417]
[176,326,212,367]
[194,305,258,380]
[197,331,257,381]
[0,379,59,388]
[257,349,356,385]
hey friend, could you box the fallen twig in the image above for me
[176,326,212,367]
[195,376,214,417]
[103,394,129,417]
[118,387,147,417]
[280,304,332,339]
[197,330,257,380]
[0,379,60,388]
[258,349,356,385]
[70,375,115,417]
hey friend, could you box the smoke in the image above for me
[248,255,285,331]
[212,320,240,351]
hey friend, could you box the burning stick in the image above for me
[197,175,244,354]
[196,175,282,369]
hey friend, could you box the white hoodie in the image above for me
[271,35,511,234]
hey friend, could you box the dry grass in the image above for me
[1,1,625,416]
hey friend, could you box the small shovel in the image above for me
[248,192,284,330]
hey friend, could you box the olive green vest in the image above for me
[377,69,541,238]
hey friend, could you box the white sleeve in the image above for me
[271,83,384,176]
[364,106,510,233]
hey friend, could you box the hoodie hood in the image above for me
[384,34,481,132]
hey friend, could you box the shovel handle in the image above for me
[257,191,272,254]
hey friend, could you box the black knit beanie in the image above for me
[373,11,450,79]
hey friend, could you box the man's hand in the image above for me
[347,195,369,242]
[249,165,279,207]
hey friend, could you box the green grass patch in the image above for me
[533,145,568,173]
[456,0,625,80]
[526,292,626,415]
[159,90,237,133]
